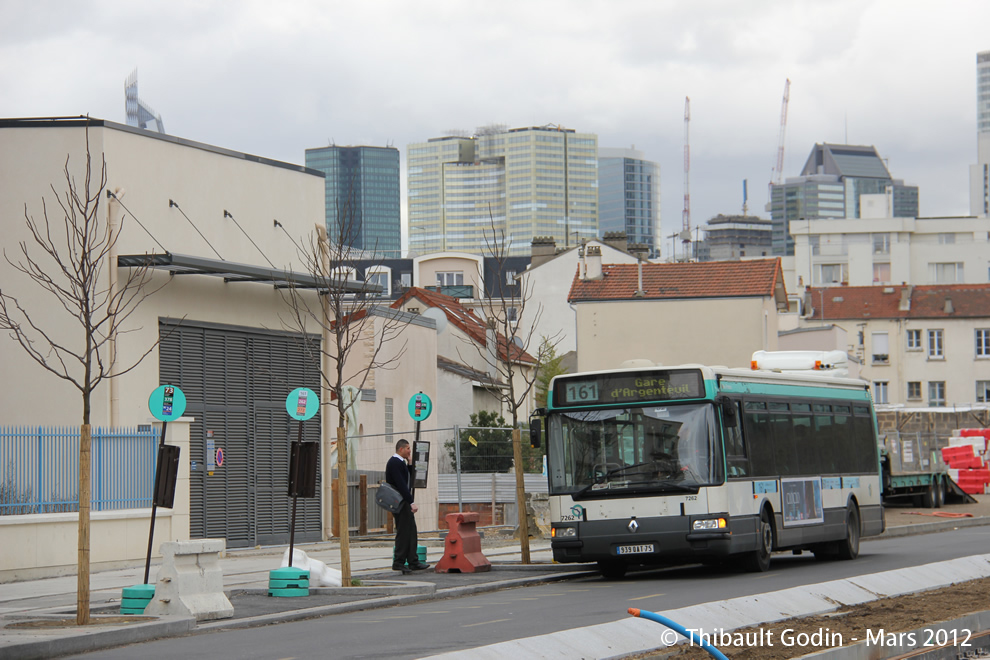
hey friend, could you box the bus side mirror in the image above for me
[529,417,542,449]
[718,397,737,424]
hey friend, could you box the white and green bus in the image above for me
[530,363,884,578]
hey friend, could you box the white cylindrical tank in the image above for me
[751,350,848,372]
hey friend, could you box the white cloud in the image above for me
[1,0,987,244]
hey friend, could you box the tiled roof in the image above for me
[392,287,536,365]
[437,355,500,386]
[567,258,784,302]
[805,284,990,320]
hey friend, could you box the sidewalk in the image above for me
[2,497,989,660]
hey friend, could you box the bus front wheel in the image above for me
[742,509,773,572]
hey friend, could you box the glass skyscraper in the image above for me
[305,145,401,256]
[769,143,919,256]
[597,147,660,256]
[407,125,598,257]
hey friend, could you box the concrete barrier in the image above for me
[145,539,233,621]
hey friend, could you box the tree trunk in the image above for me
[77,423,91,625]
[336,424,351,585]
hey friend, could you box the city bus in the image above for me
[530,362,884,578]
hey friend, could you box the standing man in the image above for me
[386,439,430,574]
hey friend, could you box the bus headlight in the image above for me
[552,526,578,538]
[692,518,727,531]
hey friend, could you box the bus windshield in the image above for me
[547,403,721,498]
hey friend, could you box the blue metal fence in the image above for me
[0,426,159,515]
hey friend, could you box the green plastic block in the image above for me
[120,607,149,615]
[268,579,309,590]
[122,584,155,599]
[121,597,153,609]
[269,567,309,581]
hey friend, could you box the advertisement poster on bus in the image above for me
[781,477,824,526]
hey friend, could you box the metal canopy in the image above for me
[117,252,379,294]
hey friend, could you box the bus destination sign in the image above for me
[554,369,704,407]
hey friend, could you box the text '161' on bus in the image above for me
[528,353,883,579]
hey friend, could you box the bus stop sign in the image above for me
[408,392,433,422]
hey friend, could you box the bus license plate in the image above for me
[617,544,654,555]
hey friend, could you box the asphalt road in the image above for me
[70,526,990,660]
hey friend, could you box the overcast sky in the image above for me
[3,1,988,253]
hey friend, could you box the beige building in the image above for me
[392,287,537,426]
[789,215,990,288]
[520,234,649,357]
[800,284,990,406]
[568,258,788,372]
[0,117,439,575]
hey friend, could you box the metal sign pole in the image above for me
[288,420,303,568]
[143,420,167,585]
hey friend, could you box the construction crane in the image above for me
[772,79,791,185]
[680,97,691,255]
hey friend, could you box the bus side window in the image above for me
[723,400,749,477]
[743,401,775,477]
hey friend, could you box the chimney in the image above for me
[530,236,557,268]
[584,244,603,280]
[602,231,628,254]
[898,285,913,312]
[628,243,650,260]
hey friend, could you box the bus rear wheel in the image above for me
[835,505,861,560]
[741,509,773,572]
[598,560,627,580]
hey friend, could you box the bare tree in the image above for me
[0,124,161,624]
[458,211,561,563]
[279,196,408,587]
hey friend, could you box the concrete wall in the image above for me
[575,296,779,372]
[0,419,191,581]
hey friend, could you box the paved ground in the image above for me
[1,495,988,660]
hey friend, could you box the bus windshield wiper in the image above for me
[571,462,654,500]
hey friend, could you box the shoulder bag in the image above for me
[375,482,405,514]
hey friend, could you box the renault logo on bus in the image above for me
[628,518,639,533]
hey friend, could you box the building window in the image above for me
[928,381,946,407]
[873,263,890,283]
[437,271,464,286]
[816,263,848,285]
[978,381,990,403]
[928,329,944,359]
[907,381,922,400]
[906,329,922,350]
[977,329,990,358]
[873,233,890,254]
[929,262,962,284]
[938,233,956,245]
[366,271,388,297]
[505,270,517,285]
[873,381,889,404]
[871,332,889,364]
[385,398,394,443]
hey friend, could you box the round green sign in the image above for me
[149,385,187,422]
[408,392,433,422]
[286,387,319,421]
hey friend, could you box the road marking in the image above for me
[463,618,511,628]
[629,593,665,601]
[382,615,419,619]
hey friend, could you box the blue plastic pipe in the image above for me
[628,608,730,660]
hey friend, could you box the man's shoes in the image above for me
[392,563,412,574]
[409,562,431,571]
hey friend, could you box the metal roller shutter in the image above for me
[159,320,322,548]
